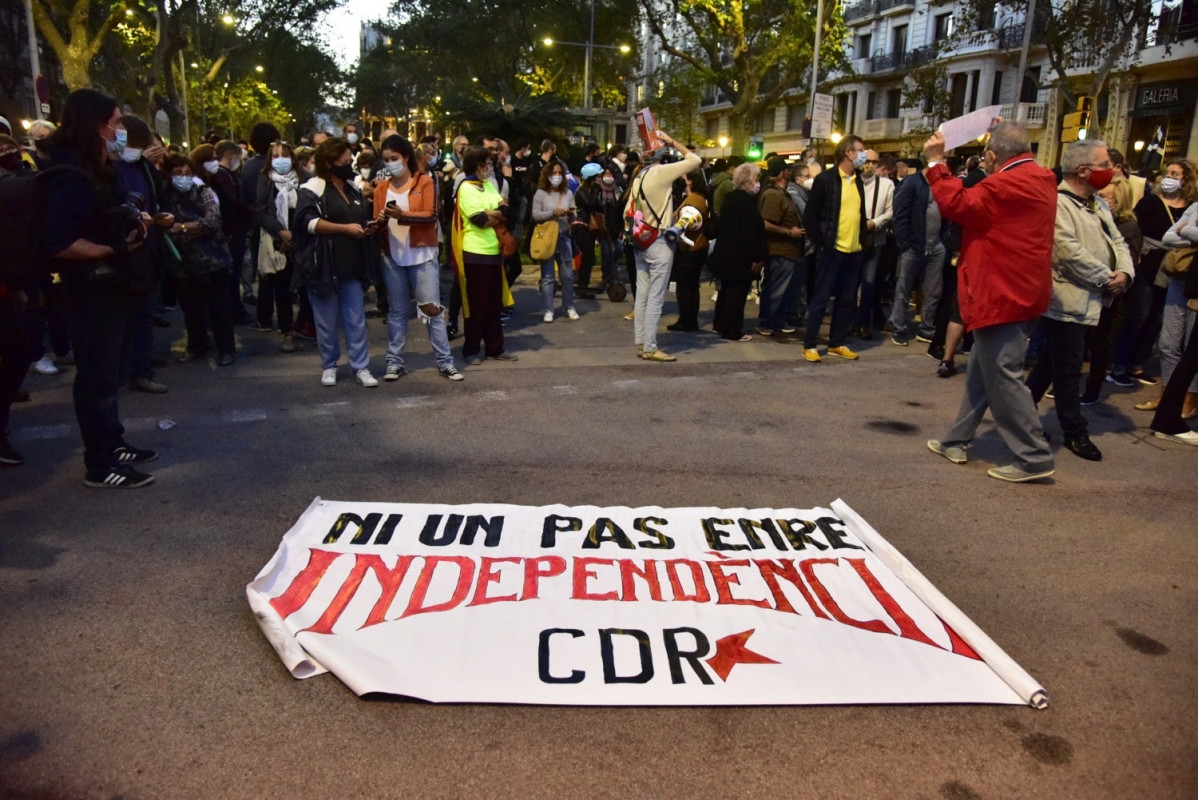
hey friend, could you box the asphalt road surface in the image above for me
[2,280,1195,799]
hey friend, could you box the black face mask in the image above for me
[0,152,21,171]
[330,163,355,181]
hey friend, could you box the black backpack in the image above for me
[0,167,75,287]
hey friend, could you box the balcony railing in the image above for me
[869,45,934,73]
[878,0,915,16]
[844,1,879,24]
[862,117,904,140]
[1144,4,1198,48]
[902,114,937,134]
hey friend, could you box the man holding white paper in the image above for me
[923,122,1058,483]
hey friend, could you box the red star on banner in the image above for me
[705,629,780,682]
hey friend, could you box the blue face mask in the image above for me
[172,175,193,192]
[853,149,867,169]
[271,157,293,175]
[114,127,128,146]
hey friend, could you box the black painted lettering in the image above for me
[538,628,585,684]
[461,515,504,547]
[817,517,863,550]
[584,518,636,549]
[776,518,828,551]
[702,518,747,551]
[541,515,583,548]
[663,627,714,685]
[634,516,675,549]
[600,628,655,684]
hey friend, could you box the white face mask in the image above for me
[120,147,142,163]
[601,176,615,186]
[359,167,371,179]
[384,160,405,177]
[230,157,241,171]
[802,178,814,190]
[1160,176,1182,194]
[172,175,193,192]
[203,159,219,175]
[346,133,359,144]
[549,174,563,187]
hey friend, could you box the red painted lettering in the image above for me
[468,557,522,606]
[571,557,619,601]
[400,556,476,618]
[522,556,566,600]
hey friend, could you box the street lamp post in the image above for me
[542,0,630,111]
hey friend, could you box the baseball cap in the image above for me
[766,156,790,178]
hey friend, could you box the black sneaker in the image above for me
[891,331,909,346]
[927,344,946,361]
[113,445,158,465]
[0,436,23,466]
[84,465,155,488]
[937,360,957,378]
[1105,372,1135,388]
[915,333,933,343]
[1130,371,1159,386]
[1079,391,1100,406]
[439,365,465,381]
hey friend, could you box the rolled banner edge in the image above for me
[831,498,1049,710]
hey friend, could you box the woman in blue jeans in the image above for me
[374,135,462,382]
[531,161,578,323]
[292,137,378,388]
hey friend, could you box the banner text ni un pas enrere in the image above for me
[247,499,1047,707]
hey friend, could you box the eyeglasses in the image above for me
[865,159,878,164]
[1081,162,1112,169]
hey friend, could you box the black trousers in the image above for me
[63,271,136,472]
[178,269,236,357]
[0,296,38,434]
[1026,316,1090,437]
[713,277,751,339]
[671,247,707,329]
[462,259,506,358]
[1152,315,1198,435]
[1083,297,1125,397]
[257,262,296,333]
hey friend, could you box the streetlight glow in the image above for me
[221,14,234,24]
[1133,140,1145,151]
[543,37,554,46]
[255,65,264,72]
[718,136,728,148]
[830,132,843,144]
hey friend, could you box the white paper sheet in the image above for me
[939,105,1003,151]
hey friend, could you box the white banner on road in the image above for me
[247,499,1047,707]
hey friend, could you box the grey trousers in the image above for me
[890,244,944,338]
[942,320,1054,471]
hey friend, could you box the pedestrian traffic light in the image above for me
[1061,97,1093,143]
[747,135,764,160]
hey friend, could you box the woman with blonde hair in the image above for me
[709,162,768,341]
[1082,175,1142,403]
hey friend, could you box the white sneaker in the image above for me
[1154,430,1198,446]
[710,290,719,302]
[543,311,554,323]
[32,355,59,375]
[355,368,379,387]
[320,368,336,386]
[566,308,580,320]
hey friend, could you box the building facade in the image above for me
[631,0,1198,167]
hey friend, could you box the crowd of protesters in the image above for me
[1,93,1196,490]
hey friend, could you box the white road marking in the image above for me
[478,390,509,401]
[395,396,434,408]
[12,425,72,442]
[551,385,580,395]
[613,380,644,390]
[222,409,268,423]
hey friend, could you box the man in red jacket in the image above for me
[923,122,1057,483]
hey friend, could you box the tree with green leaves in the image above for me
[29,0,130,90]
[439,81,574,144]
[650,65,709,147]
[638,0,848,149]
[366,0,638,119]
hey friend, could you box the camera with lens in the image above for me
[106,198,147,253]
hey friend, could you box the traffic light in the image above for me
[747,135,764,160]
[1061,96,1093,144]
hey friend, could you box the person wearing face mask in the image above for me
[756,156,805,338]
[583,165,626,293]
[253,142,304,352]
[532,161,579,323]
[343,123,362,154]
[202,141,255,326]
[709,163,767,341]
[239,122,281,309]
[1138,182,1198,419]
[1150,198,1198,445]
[890,151,945,347]
[371,134,462,381]
[1022,139,1133,462]
[28,120,55,170]
[39,89,162,488]
[1110,159,1196,389]
[451,146,517,364]
[111,115,173,394]
[801,134,870,362]
[1081,176,1141,405]
[922,121,1058,483]
[292,137,378,387]
[162,154,237,367]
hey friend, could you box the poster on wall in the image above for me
[247,499,1047,708]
